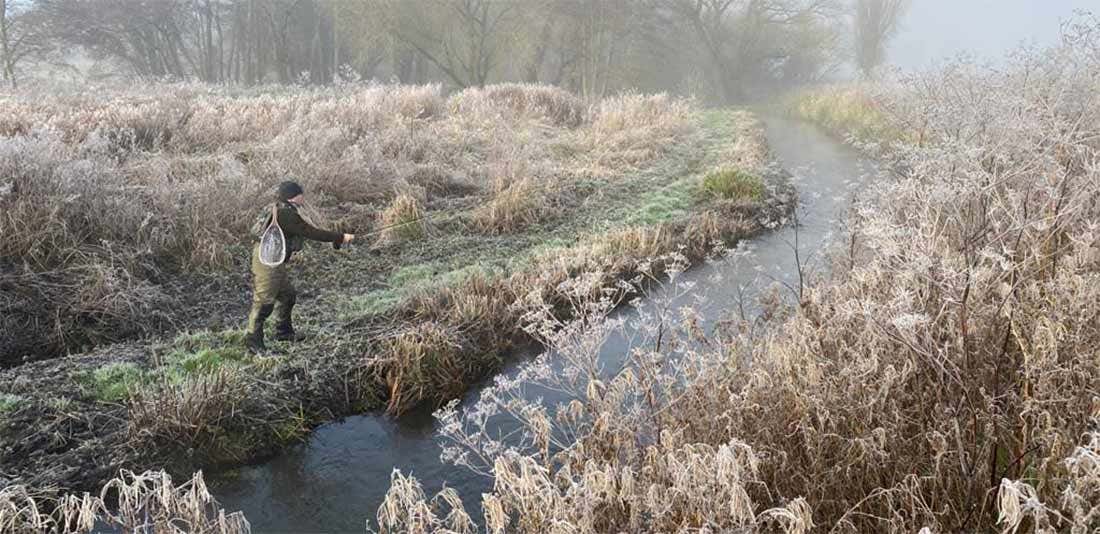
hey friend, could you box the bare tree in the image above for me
[13,0,850,94]
[0,0,12,86]
[664,0,840,102]
[555,0,642,98]
[382,0,519,88]
[0,0,42,87]
[853,0,908,78]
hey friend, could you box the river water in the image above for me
[213,116,878,533]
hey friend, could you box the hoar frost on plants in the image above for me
[377,13,1100,533]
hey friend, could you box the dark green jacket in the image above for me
[254,201,343,262]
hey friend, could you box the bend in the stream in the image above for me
[212,116,880,533]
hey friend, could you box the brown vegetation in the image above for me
[0,470,248,533]
[0,83,691,366]
[377,22,1100,533]
[0,81,790,514]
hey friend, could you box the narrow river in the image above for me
[213,116,878,533]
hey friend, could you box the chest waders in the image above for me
[246,206,305,353]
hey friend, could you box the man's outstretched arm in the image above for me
[279,209,344,244]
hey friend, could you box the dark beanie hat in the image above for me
[276,181,304,201]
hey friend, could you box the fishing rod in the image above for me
[358,213,441,237]
[340,207,472,244]
[262,203,462,265]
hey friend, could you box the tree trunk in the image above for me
[524,19,553,83]
[0,0,14,88]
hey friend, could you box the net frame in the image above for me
[258,204,286,267]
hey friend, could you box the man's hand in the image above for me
[334,233,355,250]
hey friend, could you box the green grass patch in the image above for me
[628,178,698,225]
[517,237,576,266]
[46,396,74,412]
[0,393,24,414]
[699,109,730,131]
[172,347,249,375]
[437,263,498,286]
[171,329,248,349]
[73,331,258,404]
[340,262,505,321]
[388,263,441,287]
[342,290,403,318]
[702,169,764,201]
[161,330,253,378]
[80,362,147,402]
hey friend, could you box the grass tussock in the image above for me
[125,363,309,466]
[472,176,551,235]
[701,168,765,202]
[378,192,427,243]
[376,17,1100,533]
[0,470,248,533]
[785,83,908,146]
[577,93,695,174]
[376,322,466,415]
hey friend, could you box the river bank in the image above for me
[351,45,1100,531]
[214,115,865,532]
[0,102,792,501]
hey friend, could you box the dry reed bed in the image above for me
[0,82,691,365]
[372,22,1100,534]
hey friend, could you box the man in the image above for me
[246,181,354,353]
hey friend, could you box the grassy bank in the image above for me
[0,81,789,507]
[783,83,911,148]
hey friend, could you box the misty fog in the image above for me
[892,0,1095,67]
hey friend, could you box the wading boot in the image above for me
[273,323,307,342]
[245,329,267,354]
[273,295,306,342]
[245,302,275,354]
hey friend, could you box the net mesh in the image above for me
[259,224,286,266]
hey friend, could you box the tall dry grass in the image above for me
[0,469,247,533]
[0,83,694,365]
[375,17,1100,533]
[785,83,903,145]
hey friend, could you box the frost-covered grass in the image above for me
[0,393,23,414]
[0,470,247,534]
[0,85,784,507]
[0,83,692,365]
[78,363,146,403]
[373,17,1100,533]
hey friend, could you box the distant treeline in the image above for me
[0,0,908,101]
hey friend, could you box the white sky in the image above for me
[890,0,1096,68]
